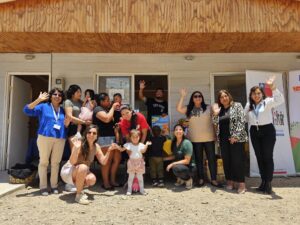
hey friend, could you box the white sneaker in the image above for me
[65,183,77,192]
[81,191,88,200]
[185,178,193,189]
[75,194,90,205]
[40,189,49,196]
[126,191,132,196]
[174,178,185,186]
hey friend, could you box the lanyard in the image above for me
[253,101,264,120]
[51,104,60,122]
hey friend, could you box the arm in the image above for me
[95,102,119,123]
[244,102,250,123]
[140,129,148,144]
[95,144,114,165]
[265,89,284,108]
[230,103,246,142]
[138,80,147,102]
[163,155,175,161]
[64,101,87,125]
[166,155,191,172]
[176,88,188,115]
[23,92,48,116]
[140,141,152,154]
[69,138,81,165]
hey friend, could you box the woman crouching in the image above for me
[61,125,117,205]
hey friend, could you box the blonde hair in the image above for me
[130,129,140,138]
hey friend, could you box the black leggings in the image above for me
[220,139,245,183]
[250,124,276,182]
[193,141,217,180]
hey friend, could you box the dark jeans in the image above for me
[250,124,276,182]
[220,138,245,183]
[193,141,217,181]
[172,164,192,181]
[149,157,164,179]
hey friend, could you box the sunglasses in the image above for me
[52,93,62,97]
[87,131,97,135]
[193,95,202,98]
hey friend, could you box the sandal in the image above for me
[210,182,224,188]
[101,184,114,191]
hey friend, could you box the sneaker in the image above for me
[40,189,49,196]
[152,179,158,187]
[75,193,90,205]
[65,183,77,192]
[81,191,88,200]
[185,178,193,190]
[126,191,132,196]
[51,188,59,194]
[174,178,185,187]
[157,179,165,187]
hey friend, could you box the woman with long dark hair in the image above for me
[177,89,220,187]
[118,105,150,143]
[212,90,248,194]
[244,77,284,194]
[164,124,194,189]
[93,93,120,190]
[61,125,117,204]
[23,88,66,196]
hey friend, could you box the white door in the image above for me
[6,76,31,168]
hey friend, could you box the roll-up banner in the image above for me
[288,71,300,174]
[246,70,296,176]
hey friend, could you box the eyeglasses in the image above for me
[52,93,62,97]
[193,95,202,98]
[87,131,97,135]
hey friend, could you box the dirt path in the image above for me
[0,177,299,225]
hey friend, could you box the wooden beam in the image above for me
[0,32,300,53]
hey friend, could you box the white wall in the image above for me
[0,54,51,170]
[1,53,300,170]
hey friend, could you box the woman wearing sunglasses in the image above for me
[177,89,221,188]
[23,88,66,196]
[61,125,117,205]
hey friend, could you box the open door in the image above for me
[6,76,31,168]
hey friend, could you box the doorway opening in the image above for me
[5,74,49,169]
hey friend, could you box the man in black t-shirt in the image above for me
[138,80,168,127]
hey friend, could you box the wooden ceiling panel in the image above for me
[0,32,300,53]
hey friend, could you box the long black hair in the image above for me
[81,125,99,160]
[248,86,266,111]
[171,124,187,153]
[186,91,207,117]
[66,84,81,99]
[120,105,138,130]
[48,88,65,104]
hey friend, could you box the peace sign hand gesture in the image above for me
[180,88,187,98]
[266,75,276,90]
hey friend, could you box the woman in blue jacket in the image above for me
[23,88,66,196]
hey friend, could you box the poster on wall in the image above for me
[246,70,296,176]
[289,71,300,174]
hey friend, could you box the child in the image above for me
[77,89,96,135]
[149,126,166,187]
[118,129,151,195]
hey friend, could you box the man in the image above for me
[139,80,168,127]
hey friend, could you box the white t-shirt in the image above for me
[123,142,145,159]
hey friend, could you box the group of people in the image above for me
[23,77,284,205]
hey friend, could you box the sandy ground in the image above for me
[0,173,300,225]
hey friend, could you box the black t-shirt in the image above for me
[93,106,115,137]
[219,107,231,140]
[149,135,166,157]
[113,109,122,124]
[145,98,168,126]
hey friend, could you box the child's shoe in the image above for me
[157,179,165,187]
[152,179,158,187]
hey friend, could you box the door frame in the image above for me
[210,72,246,104]
[95,72,171,127]
[1,72,51,170]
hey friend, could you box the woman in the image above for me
[177,89,220,187]
[64,85,91,149]
[64,84,91,192]
[118,105,150,143]
[93,93,120,190]
[61,125,117,205]
[212,90,248,194]
[244,77,284,194]
[165,124,193,189]
[23,88,66,196]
